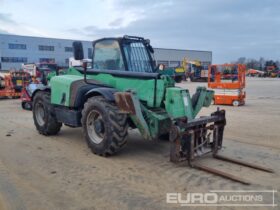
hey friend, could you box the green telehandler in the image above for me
[32,35,272,184]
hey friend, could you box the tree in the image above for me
[237,57,246,64]
[275,61,280,69]
[232,58,280,70]
[246,59,259,69]
[259,57,265,70]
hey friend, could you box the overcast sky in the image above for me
[0,0,279,63]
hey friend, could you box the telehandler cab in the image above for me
[32,35,272,184]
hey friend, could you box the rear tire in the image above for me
[22,101,32,110]
[33,91,62,135]
[81,96,128,156]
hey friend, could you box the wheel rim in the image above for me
[86,110,105,144]
[35,101,45,126]
[233,100,239,106]
[24,102,31,110]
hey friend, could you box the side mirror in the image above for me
[55,66,59,76]
[72,41,84,60]
[158,64,165,71]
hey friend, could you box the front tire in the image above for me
[82,96,128,156]
[33,91,62,135]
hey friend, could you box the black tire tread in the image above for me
[81,96,128,156]
[33,91,62,135]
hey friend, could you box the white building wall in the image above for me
[0,34,92,70]
[154,48,212,68]
[0,34,212,71]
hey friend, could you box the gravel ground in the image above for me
[0,77,279,210]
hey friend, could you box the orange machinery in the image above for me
[208,64,246,106]
[0,71,31,98]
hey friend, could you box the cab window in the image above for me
[93,40,125,71]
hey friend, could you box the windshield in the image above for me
[122,41,154,73]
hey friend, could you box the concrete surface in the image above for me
[0,77,279,210]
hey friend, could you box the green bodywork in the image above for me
[49,67,214,140]
[50,74,81,106]
[51,67,173,108]
[165,86,212,120]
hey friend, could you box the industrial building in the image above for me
[0,34,212,71]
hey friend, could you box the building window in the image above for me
[88,48,93,58]
[38,45,55,51]
[65,47,73,52]
[8,43,26,50]
[157,60,169,67]
[1,57,27,63]
[65,58,69,64]
[201,61,211,66]
[169,61,180,67]
[39,58,55,63]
